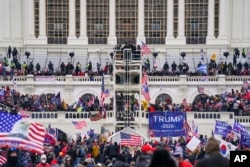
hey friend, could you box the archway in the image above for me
[155,94,172,105]
[192,94,209,105]
[80,93,95,103]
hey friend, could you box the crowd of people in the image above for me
[1,131,242,167]
[0,126,250,167]
[1,83,250,117]
[1,45,250,78]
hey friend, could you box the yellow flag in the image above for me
[141,100,149,111]
[211,53,216,61]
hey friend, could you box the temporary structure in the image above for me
[107,127,148,145]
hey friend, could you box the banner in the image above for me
[186,136,201,152]
[240,132,250,147]
[148,112,185,137]
[35,76,57,82]
[0,113,46,154]
[214,120,232,136]
[232,122,248,134]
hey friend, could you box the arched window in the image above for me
[81,94,95,104]
[155,94,172,105]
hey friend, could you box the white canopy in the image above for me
[107,127,148,145]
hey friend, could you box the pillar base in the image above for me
[206,35,217,45]
[37,36,47,45]
[24,35,47,45]
[165,35,186,45]
[108,36,117,45]
[136,36,146,45]
[68,36,88,45]
[211,35,229,45]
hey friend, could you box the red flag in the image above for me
[141,41,151,56]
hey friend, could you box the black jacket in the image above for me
[1,161,25,167]
[196,154,229,167]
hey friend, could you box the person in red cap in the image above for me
[134,143,156,167]
[173,147,193,167]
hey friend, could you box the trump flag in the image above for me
[0,112,46,154]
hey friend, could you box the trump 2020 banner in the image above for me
[214,120,232,136]
[148,112,185,137]
[240,132,250,147]
[232,122,248,134]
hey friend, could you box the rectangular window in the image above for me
[46,0,69,44]
[75,0,80,38]
[34,0,40,38]
[185,0,208,44]
[116,0,138,44]
[144,0,167,44]
[214,0,220,38]
[87,0,109,44]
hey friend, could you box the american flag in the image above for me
[197,86,204,94]
[100,75,105,107]
[182,98,187,106]
[183,119,191,138]
[191,120,196,132]
[19,109,30,118]
[0,155,7,165]
[120,132,142,146]
[191,120,199,137]
[243,80,249,89]
[48,127,57,139]
[104,89,110,97]
[141,41,151,56]
[0,112,46,154]
[87,95,95,107]
[141,71,151,101]
[72,121,87,130]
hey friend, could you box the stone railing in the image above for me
[30,111,236,120]
[0,75,248,84]
[234,116,250,123]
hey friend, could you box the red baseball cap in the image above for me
[141,144,156,153]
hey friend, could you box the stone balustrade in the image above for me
[30,110,242,122]
[0,75,248,84]
[29,111,250,137]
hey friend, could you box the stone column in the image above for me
[68,0,77,44]
[23,0,38,45]
[176,0,186,44]
[136,0,146,45]
[108,0,117,45]
[216,0,228,44]
[165,0,175,44]
[2,0,11,44]
[79,0,88,44]
[38,0,47,44]
[206,0,215,44]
